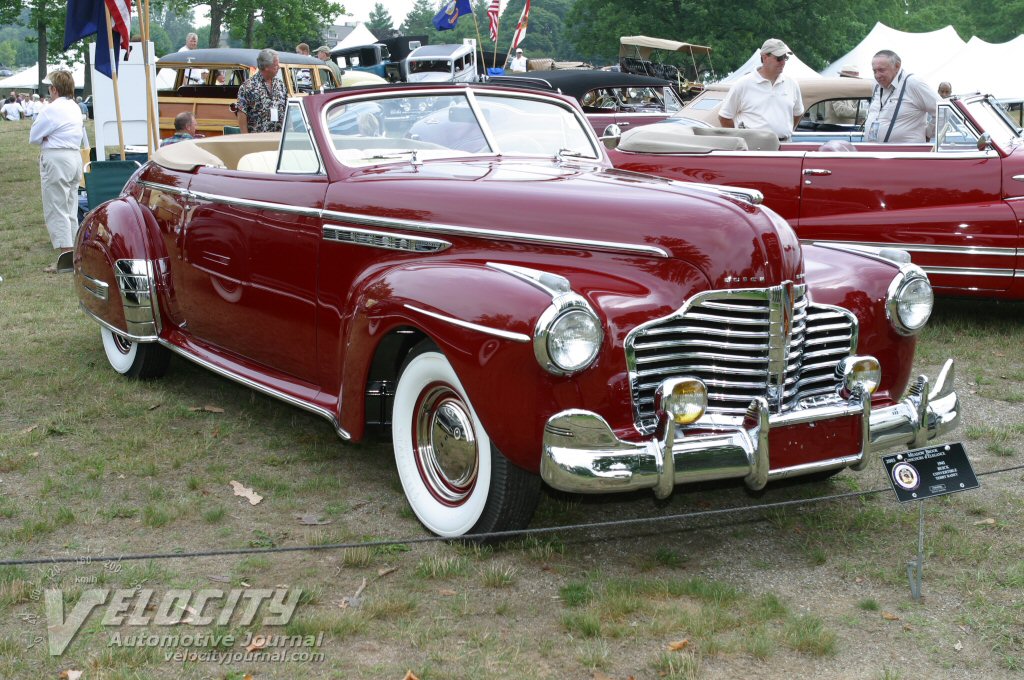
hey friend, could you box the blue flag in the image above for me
[432,0,473,31]
[64,0,130,79]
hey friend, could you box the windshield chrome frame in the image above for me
[318,85,603,168]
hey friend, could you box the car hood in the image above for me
[332,158,804,288]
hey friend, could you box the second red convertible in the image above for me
[608,93,1024,300]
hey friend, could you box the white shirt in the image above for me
[1,101,22,121]
[509,55,527,72]
[719,69,803,140]
[863,70,939,143]
[29,97,84,149]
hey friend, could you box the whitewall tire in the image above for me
[100,327,170,379]
[392,343,540,539]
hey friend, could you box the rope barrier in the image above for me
[1,463,1021,568]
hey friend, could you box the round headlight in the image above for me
[546,309,602,373]
[887,268,933,335]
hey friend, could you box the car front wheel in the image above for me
[100,327,170,379]
[392,343,540,539]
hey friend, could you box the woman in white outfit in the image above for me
[29,70,83,273]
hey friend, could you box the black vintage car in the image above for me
[487,69,684,136]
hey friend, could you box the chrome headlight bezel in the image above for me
[886,265,934,336]
[534,294,603,376]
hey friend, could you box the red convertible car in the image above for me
[608,93,1024,299]
[73,84,959,538]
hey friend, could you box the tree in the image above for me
[401,0,442,38]
[367,3,395,36]
[565,0,898,73]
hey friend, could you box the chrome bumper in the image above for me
[540,359,960,497]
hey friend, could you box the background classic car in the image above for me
[73,84,959,538]
[672,77,874,141]
[608,94,1024,300]
[156,48,384,139]
[488,69,684,136]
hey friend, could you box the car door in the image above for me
[172,111,326,383]
[796,105,1018,293]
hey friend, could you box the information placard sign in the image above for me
[882,442,978,503]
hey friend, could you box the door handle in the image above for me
[617,121,631,127]
[802,169,832,176]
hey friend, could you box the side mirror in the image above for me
[601,124,622,149]
[977,132,992,151]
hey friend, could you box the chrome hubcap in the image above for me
[413,384,479,506]
[112,333,133,355]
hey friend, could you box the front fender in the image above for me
[803,244,916,404]
[338,261,584,472]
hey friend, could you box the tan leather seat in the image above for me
[236,150,278,173]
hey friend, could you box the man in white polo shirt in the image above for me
[718,38,803,141]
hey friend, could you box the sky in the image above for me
[345,0,419,26]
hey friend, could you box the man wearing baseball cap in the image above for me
[718,38,804,141]
[315,45,343,83]
[509,48,527,73]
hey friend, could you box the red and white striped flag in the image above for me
[487,0,500,43]
[105,0,132,52]
[511,0,530,50]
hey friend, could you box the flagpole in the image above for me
[489,0,499,70]
[492,23,499,70]
[470,10,486,78]
[104,4,127,160]
[135,0,158,153]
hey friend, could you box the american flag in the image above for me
[487,0,500,43]
[511,0,530,50]
[106,0,132,52]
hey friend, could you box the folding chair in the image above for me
[223,126,241,135]
[83,159,142,212]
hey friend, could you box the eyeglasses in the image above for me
[773,54,790,62]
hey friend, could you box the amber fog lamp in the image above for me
[837,355,881,398]
[655,378,707,425]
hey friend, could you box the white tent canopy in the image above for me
[821,22,965,79]
[921,35,1024,98]
[720,50,821,83]
[0,60,87,90]
[332,23,378,51]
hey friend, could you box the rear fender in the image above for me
[339,262,578,471]
[74,197,165,341]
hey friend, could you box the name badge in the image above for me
[270,106,279,123]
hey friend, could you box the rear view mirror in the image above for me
[601,124,622,149]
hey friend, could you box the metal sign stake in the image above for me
[906,501,925,601]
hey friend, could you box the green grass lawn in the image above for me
[0,117,1022,679]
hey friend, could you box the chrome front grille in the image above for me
[627,284,857,434]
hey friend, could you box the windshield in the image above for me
[323,90,600,166]
[964,97,1021,151]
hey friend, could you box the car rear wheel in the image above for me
[392,342,540,539]
[100,327,170,379]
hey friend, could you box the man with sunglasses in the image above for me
[718,38,804,142]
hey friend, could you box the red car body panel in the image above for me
[73,84,955,494]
